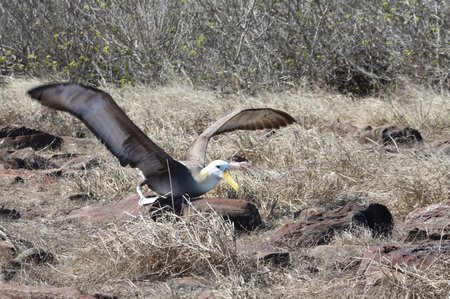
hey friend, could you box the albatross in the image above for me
[27,83,296,205]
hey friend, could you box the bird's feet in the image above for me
[138,195,161,206]
[137,185,172,206]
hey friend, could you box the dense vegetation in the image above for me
[1,0,449,94]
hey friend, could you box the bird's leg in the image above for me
[137,180,158,206]
[182,194,192,205]
[136,180,146,200]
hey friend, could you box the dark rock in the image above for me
[12,176,24,184]
[357,240,450,285]
[0,207,20,220]
[254,250,290,267]
[76,131,87,138]
[269,202,392,248]
[93,293,117,299]
[229,155,248,163]
[0,125,63,150]
[0,147,58,170]
[324,120,423,148]
[404,200,450,242]
[0,283,97,299]
[182,198,263,231]
[352,203,393,237]
[358,124,423,146]
[65,192,95,201]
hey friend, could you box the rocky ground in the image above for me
[0,79,449,298]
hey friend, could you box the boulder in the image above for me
[358,124,423,146]
[357,240,450,285]
[65,194,146,224]
[404,200,450,242]
[269,202,393,248]
[0,125,63,150]
[352,203,394,237]
[146,197,263,231]
[181,198,263,231]
[0,207,20,220]
[0,147,58,170]
[323,120,424,147]
[0,283,97,299]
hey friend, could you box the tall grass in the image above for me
[0,79,449,297]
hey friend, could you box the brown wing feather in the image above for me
[185,108,296,166]
[27,83,178,178]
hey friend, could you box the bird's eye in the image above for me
[216,165,221,169]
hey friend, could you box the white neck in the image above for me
[195,168,221,194]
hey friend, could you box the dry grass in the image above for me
[0,78,449,297]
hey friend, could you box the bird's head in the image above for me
[201,160,240,193]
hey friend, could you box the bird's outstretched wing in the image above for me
[28,83,177,178]
[185,108,296,166]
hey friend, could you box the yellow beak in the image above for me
[223,169,240,192]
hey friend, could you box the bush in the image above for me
[0,0,449,94]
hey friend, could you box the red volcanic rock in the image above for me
[0,147,58,170]
[66,194,145,224]
[269,203,393,248]
[181,198,263,231]
[0,283,97,299]
[357,240,450,285]
[269,203,359,248]
[324,120,424,147]
[357,124,423,145]
[0,125,63,150]
[404,200,450,242]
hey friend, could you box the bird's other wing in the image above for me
[27,83,176,177]
[184,108,296,166]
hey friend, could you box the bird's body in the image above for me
[27,83,296,203]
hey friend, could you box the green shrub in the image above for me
[0,0,448,94]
